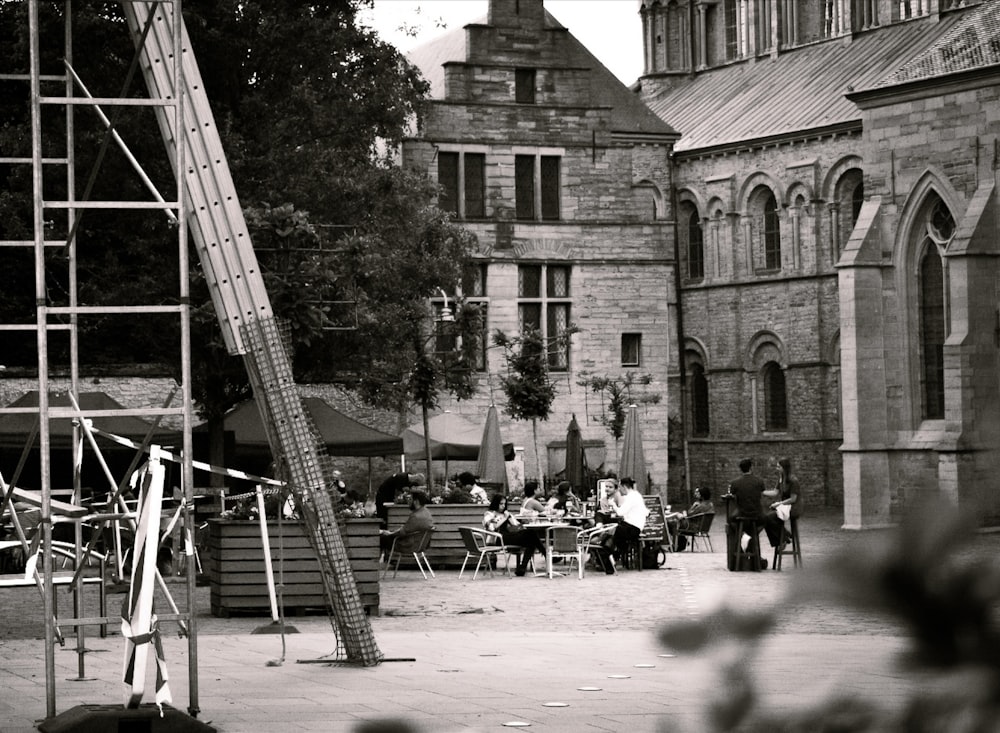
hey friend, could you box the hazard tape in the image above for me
[85,422,285,487]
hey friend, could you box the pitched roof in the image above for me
[406,11,677,138]
[644,11,970,153]
[874,0,1000,88]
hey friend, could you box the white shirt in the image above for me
[615,490,649,531]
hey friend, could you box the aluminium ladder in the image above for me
[117,1,382,666]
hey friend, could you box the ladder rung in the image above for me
[45,305,184,315]
[44,201,179,210]
[0,157,68,165]
[0,240,65,247]
[40,96,177,108]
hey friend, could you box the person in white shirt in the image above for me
[609,477,649,570]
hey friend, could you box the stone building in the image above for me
[401,0,679,491]
[638,0,1000,524]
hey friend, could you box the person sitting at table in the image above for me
[519,480,546,516]
[608,477,649,571]
[483,494,545,577]
[546,481,580,517]
[669,487,715,551]
[379,490,433,560]
[596,479,621,525]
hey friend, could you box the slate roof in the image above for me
[406,11,677,138]
[643,10,972,154]
[875,0,1000,87]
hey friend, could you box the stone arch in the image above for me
[677,186,705,215]
[745,330,785,371]
[786,181,813,210]
[684,335,710,366]
[894,169,963,428]
[824,329,841,367]
[821,154,863,201]
[706,195,727,218]
[737,171,785,213]
[632,178,663,220]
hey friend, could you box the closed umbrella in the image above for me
[475,405,508,492]
[564,414,586,494]
[619,404,649,494]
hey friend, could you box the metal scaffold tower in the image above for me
[1,0,381,722]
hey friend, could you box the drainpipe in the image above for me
[670,165,691,502]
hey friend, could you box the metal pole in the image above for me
[28,0,57,716]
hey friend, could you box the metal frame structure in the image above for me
[2,0,381,722]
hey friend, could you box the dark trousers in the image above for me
[502,527,545,572]
[764,511,787,547]
[613,521,641,567]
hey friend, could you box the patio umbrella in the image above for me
[475,404,508,492]
[564,414,586,494]
[619,404,649,494]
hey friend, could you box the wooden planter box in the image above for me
[207,518,380,617]
[386,503,495,568]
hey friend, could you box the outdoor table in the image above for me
[520,520,572,577]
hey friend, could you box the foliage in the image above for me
[493,326,576,481]
[0,1,479,424]
[658,501,1000,732]
[577,372,661,442]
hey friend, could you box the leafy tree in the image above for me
[493,326,576,486]
[0,2,481,449]
[578,372,661,462]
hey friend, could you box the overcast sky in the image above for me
[360,0,645,85]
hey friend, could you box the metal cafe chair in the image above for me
[546,525,584,579]
[457,526,513,579]
[679,512,715,552]
[577,524,616,577]
[383,527,436,579]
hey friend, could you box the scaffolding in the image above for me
[1,0,381,723]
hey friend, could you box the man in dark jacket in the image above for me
[375,471,425,528]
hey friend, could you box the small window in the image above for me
[690,364,710,437]
[540,156,560,220]
[464,153,485,219]
[763,362,787,431]
[515,69,536,104]
[764,194,781,270]
[687,208,704,280]
[515,155,535,220]
[438,152,459,215]
[622,334,642,367]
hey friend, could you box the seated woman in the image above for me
[763,457,801,548]
[518,480,546,516]
[546,481,580,517]
[670,487,714,550]
[483,494,545,577]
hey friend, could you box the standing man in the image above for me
[375,471,425,529]
[608,477,648,572]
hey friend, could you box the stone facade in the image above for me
[640,0,1000,524]
[401,0,679,494]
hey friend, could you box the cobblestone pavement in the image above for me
[0,509,996,732]
[1,508,899,640]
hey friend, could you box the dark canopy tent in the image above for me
[0,391,180,494]
[401,411,515,462]
[203,397,403,458]
[0,391,179,449]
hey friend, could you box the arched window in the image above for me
[763,193,781,269]
[762,361,787,431]
[690,363,710,436]
[918,200,952,420]
[687,207,704,279]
